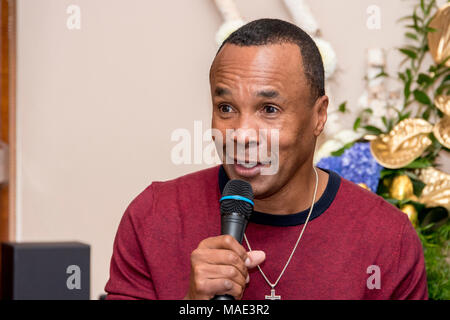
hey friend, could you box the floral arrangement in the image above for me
[317,0,450,300]
[318,142,383,192]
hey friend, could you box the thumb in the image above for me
[245,250,266,268]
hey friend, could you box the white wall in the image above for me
[16,0,442,298]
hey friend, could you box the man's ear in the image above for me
[313,95,329,137]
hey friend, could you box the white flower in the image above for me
[215,19,245,46]
[334,129,363,145]
[282,0,319,35]
[358,91,369,110]
[370,99,387,117]
[367,48,385,67]
[314,139,344,163]
[324,112,343,136]
[214,0,241,22]
[314,38,337,79]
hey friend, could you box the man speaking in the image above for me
[105,19,428,300]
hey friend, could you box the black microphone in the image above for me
[213,179,254,301]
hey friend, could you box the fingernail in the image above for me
[245,257,251,267]
[246,275,250,283]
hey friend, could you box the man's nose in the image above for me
[231,114,259,147]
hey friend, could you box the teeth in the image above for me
[240,162,257,168]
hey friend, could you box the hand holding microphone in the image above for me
[184,180,266,300]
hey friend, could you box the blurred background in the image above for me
[0,0,448,299]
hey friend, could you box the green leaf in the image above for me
[425,0,436,15]
[437,83,450,96]
[404,171,420,180]
[338,102,347,113]
[375,71,389,78]
[411,178,426,197]
[413,89,432,105]
[405,24,422,33]
[404,157,432,169]
[398,111,412,122]
[397,15,414,22]
[363,125,383,135]
[386,198,400,206]
[423,107,431,120]
[406,68,412,81]
[381,116,394,132]
[353,117,361,131]
[405,32,419,40]
[413,8,420,27]
[363,108,373,115]
[404,69,413,102]
[399,48,418,59]
[380,169,398,179]
[404,84,411,101]
[417,73,433,86]
[331,142,355,157]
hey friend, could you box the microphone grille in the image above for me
[220,180,254,218]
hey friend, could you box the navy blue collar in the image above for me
[218,166,341,227]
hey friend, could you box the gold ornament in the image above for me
[434,95,450,116]
[358,183,370,190]
[370,119,433,169]
[400,204,418,228]
[416,167,450,210]
[427,2,450,67]
[433,116,450,148]
[390,175,414,200]
[433,95,450,148]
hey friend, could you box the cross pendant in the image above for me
[265,288,281,300]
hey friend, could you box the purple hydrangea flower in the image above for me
[317,142,382,192]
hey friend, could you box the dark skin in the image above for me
[184,43,329,300]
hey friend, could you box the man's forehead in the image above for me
[210,43,303,79]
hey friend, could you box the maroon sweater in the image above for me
[105,166,428,300]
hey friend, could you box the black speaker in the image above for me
[1,242,90,300]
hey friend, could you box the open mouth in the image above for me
[232,158,272,178]
[223,154,272,177]
[239,162,259,168]
[235,160,271,167]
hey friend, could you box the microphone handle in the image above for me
[212,213,249,301]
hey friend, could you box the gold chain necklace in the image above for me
[243,166,319,300]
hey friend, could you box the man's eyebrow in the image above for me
[214,87,231,97]
[256,90,280,99]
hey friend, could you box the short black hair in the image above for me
[215,18,325,102]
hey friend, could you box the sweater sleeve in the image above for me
[390,218,428,300]
[104,186,157,300]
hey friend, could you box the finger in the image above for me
[199,235,247,261]
[245,250,266,268]
[194,248,248,278]
[211,278,245,300]
[203,264,247,289]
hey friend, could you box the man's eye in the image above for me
[263,105,279,114]
[219,105,234,113]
